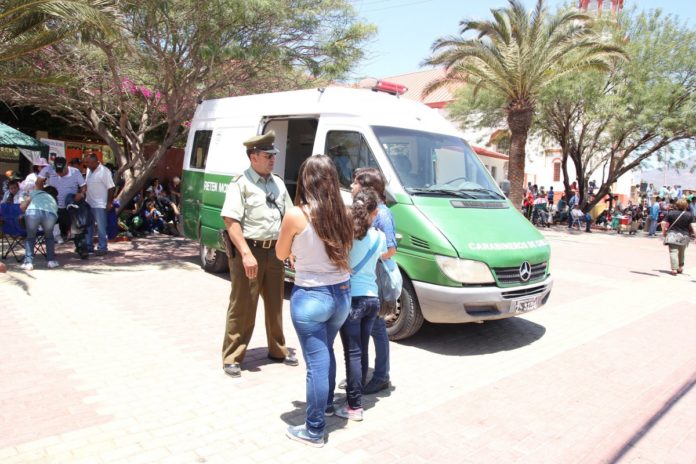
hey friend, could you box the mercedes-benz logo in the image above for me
[519,261,532,282]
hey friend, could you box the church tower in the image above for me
[579,0,624,16]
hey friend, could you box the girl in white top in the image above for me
[276,155,353,447]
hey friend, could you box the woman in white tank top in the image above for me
[276,155,353,447]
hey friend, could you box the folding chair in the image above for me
[1,203,26,262]
[0,203,46,262]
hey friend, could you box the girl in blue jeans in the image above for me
[351,168,397,394]
[276,155,353,448]
[336,189,386,421]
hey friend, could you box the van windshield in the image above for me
[371,126,504,199]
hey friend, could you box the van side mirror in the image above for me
[499,179,511,198]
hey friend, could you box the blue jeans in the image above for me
[290,281,350,438]
[340,296,379,409]
[24,210,57,264]
[85,207,108,251]
[370,316,390,383]
[649,217,658,235]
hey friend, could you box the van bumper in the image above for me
[412,275,553,323]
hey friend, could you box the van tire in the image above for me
[386,277,423,340]
[200,243,228,273]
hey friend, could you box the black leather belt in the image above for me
[246,238,277,249]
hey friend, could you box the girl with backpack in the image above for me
[335,189,387,422]
[350,168,397,395]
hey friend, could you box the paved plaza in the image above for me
[1,227,695,464]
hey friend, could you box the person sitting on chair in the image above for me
[571,205,592,233]
[1,180,23,204]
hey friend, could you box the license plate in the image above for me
[514,298,538,313]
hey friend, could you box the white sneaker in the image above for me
[47,260,60,269]
[20,262,34,271]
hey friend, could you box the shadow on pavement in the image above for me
[630,270,660,277]
[397,318,546,356]
[279,382,393,443]
[279,400,347,444]
[240,347,300,373]
[605,371,696,464]
[34,235,202,275]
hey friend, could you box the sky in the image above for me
[347,0,696,80]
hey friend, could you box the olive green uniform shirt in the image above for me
[220,167,293,240]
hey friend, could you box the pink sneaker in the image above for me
[335,404,363,421]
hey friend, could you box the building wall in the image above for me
[145,145,184,184]
[478,155,508,183]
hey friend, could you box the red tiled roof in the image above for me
[472,144,509,161]
[380,68,464,107]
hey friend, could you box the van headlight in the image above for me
[434,256,495,284]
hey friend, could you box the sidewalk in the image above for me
[1,233,695,463]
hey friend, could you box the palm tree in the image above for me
[423,0,626,207]
[0,0,119,82]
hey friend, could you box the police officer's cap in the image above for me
[243,131,279,154]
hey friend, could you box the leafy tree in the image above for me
[537,9,696,211]
[1,0,375,207]
[0,0,119,83]
[423,0,625,207]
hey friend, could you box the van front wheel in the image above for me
[386,277,423,340]
[200,243,228,273]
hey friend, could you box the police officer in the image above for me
[220,131,297,377]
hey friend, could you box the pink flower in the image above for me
[139,86,152,99]
[121,77,136,94]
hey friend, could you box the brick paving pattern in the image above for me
[1,229,695,463]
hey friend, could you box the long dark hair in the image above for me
[295,155,353,271]
[351,189,378,240]
[353,167,386,201]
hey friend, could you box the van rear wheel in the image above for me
[386,277,423,340]
[200,243,228,273]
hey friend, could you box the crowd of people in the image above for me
[521,181,696,274]
[1,155,182,269]
[218,131,397,448]
[521,181,696,235]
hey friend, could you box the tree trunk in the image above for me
[506,107,534,208]
[113,128,181,211]
[561,151,572,199]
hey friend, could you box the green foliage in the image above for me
[0,0,119,64]
[424,0,625,205]
[0,0,375,207]
[424,0,625,110]
[536,7,696,207]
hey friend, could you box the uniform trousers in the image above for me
[222,245,289,365]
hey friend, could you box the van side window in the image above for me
[325,131,378,188]
[190,130,212,169]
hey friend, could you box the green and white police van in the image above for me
[181,84,553,340]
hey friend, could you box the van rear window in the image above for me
[190,130,212,169]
